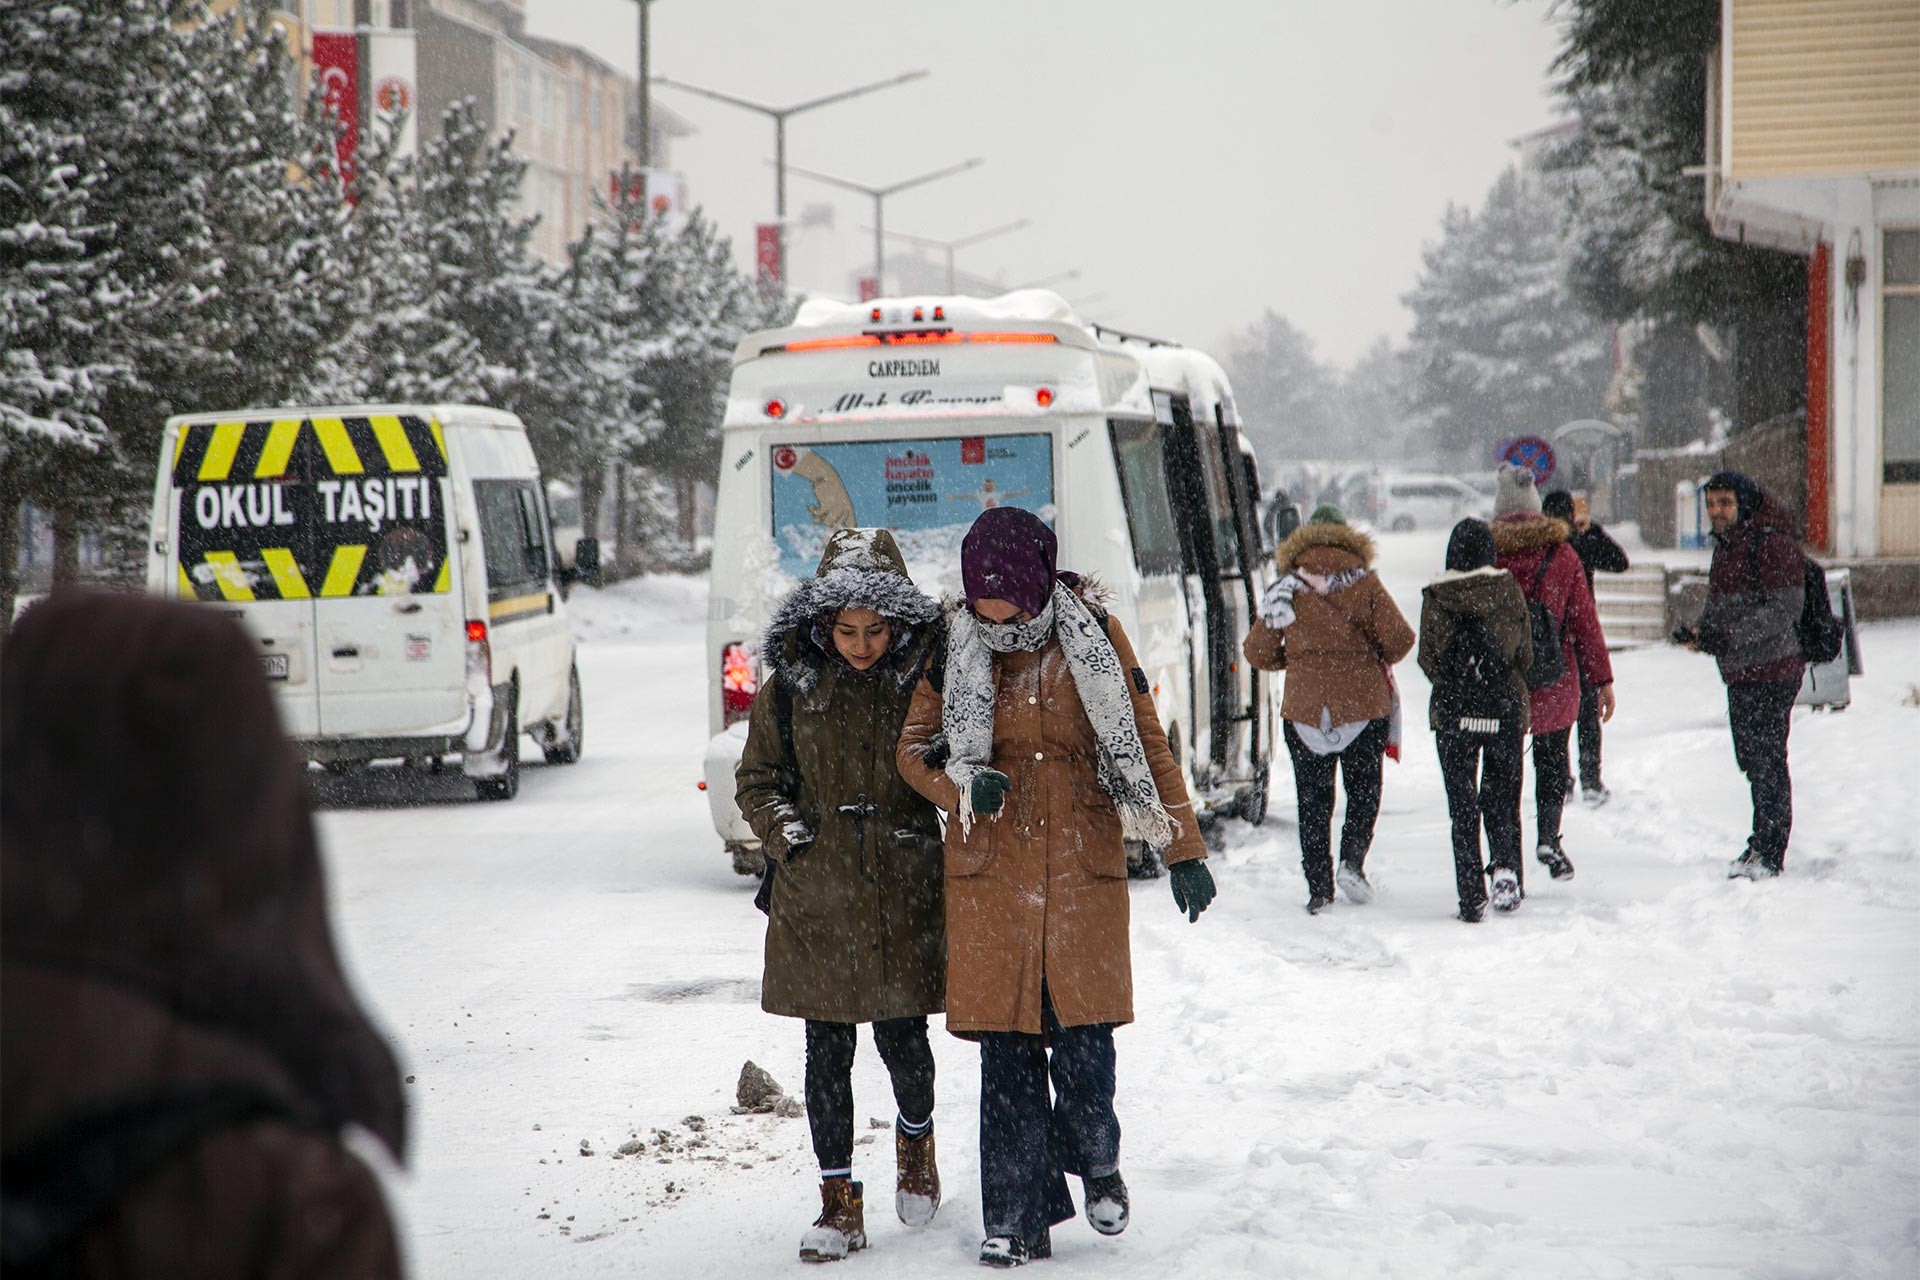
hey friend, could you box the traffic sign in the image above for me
[1501,436,1556,485]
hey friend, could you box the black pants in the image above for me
[804,1017,935,1174]
[1284,717,1389,899]
[1531,727,1572,848]
[977,990,1118,1239]
[1728,678,1797,868]
[1435,726,1525,910]
[1576,680,1604,791]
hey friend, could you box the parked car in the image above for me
[1376,472,1489,530]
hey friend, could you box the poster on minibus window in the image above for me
[768,434,1054,582]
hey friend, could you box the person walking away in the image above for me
[1671,472,1808,879]
[1419,520,1534,918]
[1542,490,1630,805]
[895,506,1217,1269]
[1491,467,1616,884]
[1,593,408,1279]
[734,528,948,1263]
[1241,505,1416,913]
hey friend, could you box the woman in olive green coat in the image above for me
[734,527,947,1264]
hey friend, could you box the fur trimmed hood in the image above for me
[763,529,940,696]
[1274,522,1375,574]
[1489,513,1571,556]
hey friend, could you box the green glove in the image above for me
[969,769,1011,817]
[1169,859,1216,923]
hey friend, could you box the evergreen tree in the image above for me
[1220,310,1347,467]
[1402,167,1612,467]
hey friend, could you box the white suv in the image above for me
[1377,473,1488,531]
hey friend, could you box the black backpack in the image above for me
[1521,547,1567,691]
[1749,532,1844,664]
[1434,613,1522,735]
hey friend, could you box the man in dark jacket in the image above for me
[1674,472,1807,879]
[1542,490,1629,804]
[2,593,407,1278]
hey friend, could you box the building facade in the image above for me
[1707,0,1920,557]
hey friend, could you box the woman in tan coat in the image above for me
[1242,506,1416,913]
[896,507,1215,1269]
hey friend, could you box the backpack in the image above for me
[1433,613,1522,735]
[1748,532,1844,664]
[1521,547,1567,691]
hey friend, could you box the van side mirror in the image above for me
[573,537,602,589]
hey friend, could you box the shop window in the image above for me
[1885,229,1920,485]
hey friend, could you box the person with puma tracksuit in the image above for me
[1490,466,1616,886]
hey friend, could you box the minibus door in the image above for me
[1159,395,1238,781]
[170,417,321,737]
[1213,408,1269,781]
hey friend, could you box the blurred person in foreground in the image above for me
[1671,472,1808,879]
[1,593,406,1279]
[896,506,1215,1269]
[1541,490,1629,806]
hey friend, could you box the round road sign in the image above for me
[1501,436,1556,485]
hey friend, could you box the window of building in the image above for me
[1885,228,1920,485]
[514,60,532,119]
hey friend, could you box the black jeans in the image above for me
[804,1016,935,1174]
[1284,717,1390,899]
[1531,727,1572,848]
[1728,678,1797,868]
[977,990,1118,1239]
[1577,680,1604,791]
[1435,726,1525,909]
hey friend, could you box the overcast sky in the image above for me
[524,0,1567,368]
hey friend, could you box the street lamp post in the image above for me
[786,159,985,294]
[631,0,654,166]
[652,69,929,236]
[876,219,1030,292]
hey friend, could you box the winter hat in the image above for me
[1444,518,1498,572]
[1541,490,1576,523]
[1494,464,1542,517]
[1308,504,1347,526]
[961,506,1057,619]
[1702,470,1762,523]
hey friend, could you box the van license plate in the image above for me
[261,653,289,681]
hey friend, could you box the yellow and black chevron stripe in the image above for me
[172,412,449,484]
[175,544,455,603]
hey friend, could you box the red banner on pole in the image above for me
[755,224,783,286]
[857,276,880,302]
[313,31,359,191]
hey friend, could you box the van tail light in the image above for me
[466,619,492,685]
[721,642,759,726]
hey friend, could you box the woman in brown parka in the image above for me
[1,592,407,1279]
[1241,505,1415,914]
[895,506,1216,1269]
[734,528,946,1264]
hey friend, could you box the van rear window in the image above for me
[171,414,451,602]
[768,434,1053,580]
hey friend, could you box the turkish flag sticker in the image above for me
[960,437,985,465]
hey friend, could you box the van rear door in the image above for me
[303,414,466,737]
[170,416,321,736]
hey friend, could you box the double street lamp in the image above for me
[877,219,1031,293]
[786,159,985,295]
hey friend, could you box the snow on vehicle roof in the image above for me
[1133,345,1240,428]
[791,288,1080,330]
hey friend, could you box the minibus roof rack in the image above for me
[1090,322,1182,349]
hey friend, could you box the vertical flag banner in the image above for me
[312,31,359,189]
[756,223,784,286]
[367,27,419,159]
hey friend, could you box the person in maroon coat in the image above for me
[1673,471,1808,878]
[1490,467,1616,894]
[2,593,408,1279]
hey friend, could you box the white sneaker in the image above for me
[1490,868,1521,913]
[1335,862,1374,905]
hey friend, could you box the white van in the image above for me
[145,404,591,800]
[702,291,1277,873]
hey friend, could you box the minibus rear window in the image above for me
[768,434,1053,581]
[1108,420,1182,576]
[171,414,450,602]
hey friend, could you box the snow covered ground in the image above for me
[315,531,1920,1278]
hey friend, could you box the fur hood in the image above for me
[1489,513,1571,556]
[1274,522,1375,574]
[763,529,940,697]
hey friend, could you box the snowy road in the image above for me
[316,534,1920,1278]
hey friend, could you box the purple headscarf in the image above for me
[961,507,1057,618]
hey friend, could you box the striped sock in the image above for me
[896,1113,931,1139]
[820,1167,852,1181]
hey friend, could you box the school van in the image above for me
[702,291,1277,874]
[146,404,590,800]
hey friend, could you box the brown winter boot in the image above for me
[798,1178,866,1263]
[895,1123,941,1226]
